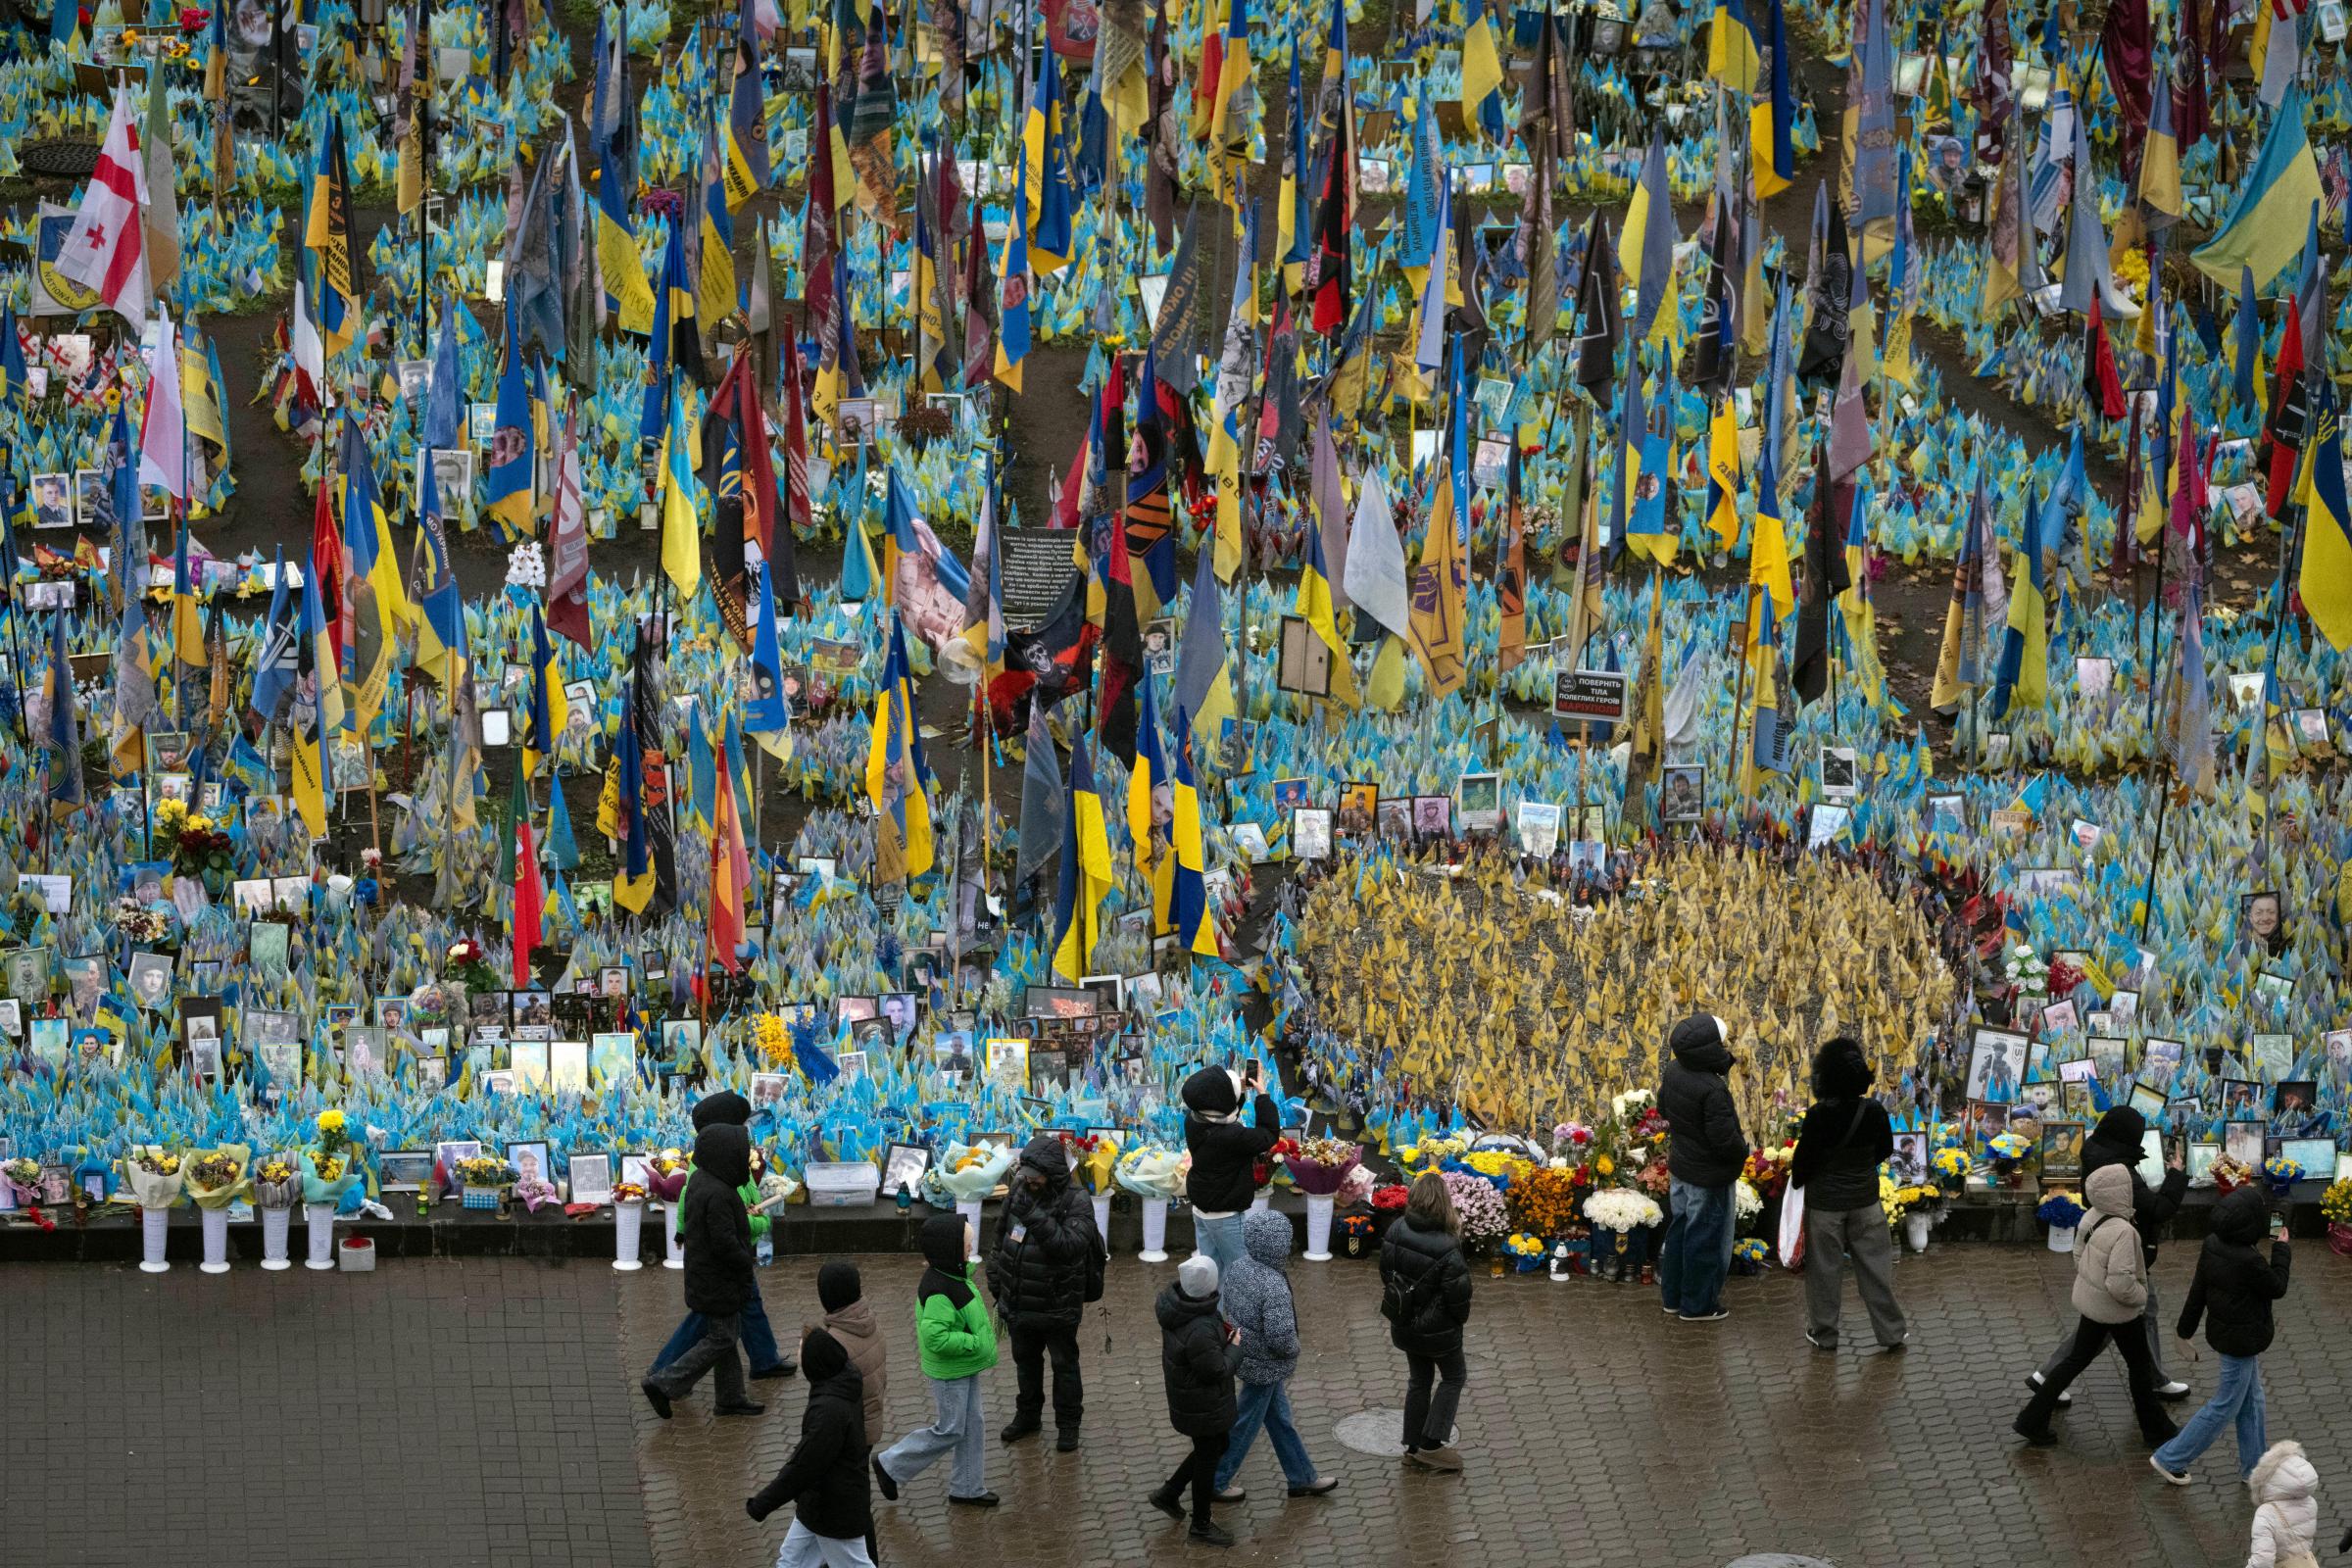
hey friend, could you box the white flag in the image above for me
[58,89,150,327]
[1342,469,1410,640]
[291,277,332,410]
[138,311,185,497]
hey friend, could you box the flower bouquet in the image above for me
[3,1155,54,1231]
[611,1180,651,1270]
[1370,1183,1410,1213]
[1931,1145,1972,1194]
[1285,1137,1363,1196]
[1339,1211,1379,1258]
[1440,1169,1509,1255]
[1503,1232,1547,1273]
[1734,1177,1765,1232]
[515,1174,562,1213]
[443,939,499,993]
[645,1148,693,1204]
[1986,1131,2032,1188]
[124,1146,186,1273]
[2033,1189,2084,1248]
[2211,1155,2257,1196]
[1503,1165,1582,1239]
[456,1155,520,1212]
[1740,1143,1795,1201]
[1583,1188,1665,1283]
[2262,1155,2304,1197]
[1112,1144,1187,1262]
[110,897,172,947]
[253,1152,302,1269]
[1063,1132,1120,1241]
[183,1145,252,1273]
[1731,1237,1770,1276]
[2321,1178,2352,1255]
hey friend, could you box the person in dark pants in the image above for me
[1788,1036,1907,1351]
[987,1135,1104,1452]
[1378,1172,1473,1473]
[1149,1253,1244,1548]
[648,1091,793,1381]
[746,1329,875,1568]
[642,1120,763,1418]
[1656,1012,1747,1323]
[2012,1163,2180,1450]
[2024,1104,2190,1406]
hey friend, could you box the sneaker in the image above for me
[1660,1303,1682,1315]
[639,1381,672,1420]
[1408,1444,1464,1472]
[1679,1308,1731,1323]
[1288,1478,1340,1497]
[1000,1418,1042,1446]
[1056,1429,1081,1453]
[1188,1522,1236,1548]
[1806,1332,1838,1351]
[870,1456,899,1502]
[2023,1372,2073,1406]
[714,1400,767,1417]
[948,1491,1001,1508]
[2157,1381,2192,1401]
[1147,1489,1185,1522]
[748,1360,797,1380]
[2150,1455,2191,1487]
[1881,1334,1912,1353]
[1213,1486,1246,1502]
[2011,1419,2059,1447]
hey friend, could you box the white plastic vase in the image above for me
[0,1181,15,1211]
[1139,1198,1169,1262]
[199,1206,230,1274]
[613,1200,645,1271]
[1091,1194,1111,1245]
[2047,1224,2077,1253]
[662,1204,686,1269]
[304,1201,336,1270]
[139,1205,171,1273]
[956,1199,983,1259]
[1903,1213,1931,1253]
[1250,1192,1272,1213]
[260,1206,292,1270]
[1303,1194,1337,1261]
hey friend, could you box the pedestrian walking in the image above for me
[2025,1106,2191,1407]
[1211,1208,1337,1502]
[2150,1188,2291,1485]
[1788,1037,1908,1351]
[641,1121,764,1419]
[1182,1063,1283,1281]
[746,1329,875,1568]
[2012,1163,2181,1450]
[1149,1253,1245,1548]
[2243,1441,2321,1568]
[1378,1171,1473,1473]
[649,1091,794,1383]
[812,1261,887,1445]
[986,1134,1104,1452]
[872,1216,1000,1509]
[1655,1013,1747,1323]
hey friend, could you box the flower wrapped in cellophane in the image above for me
[646,1147,693,1203]
[1284,1137,1363,1196]
[123,1146,186,1209]
[922,1142,1016,1205]
[1113,1145,1188,1200]
[1063,1133,1120,1197]
[253,1152,302,1210]
[182,1144,253,1210]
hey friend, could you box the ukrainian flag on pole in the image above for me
[1051,742,1113,982]
[1991,485,2049,718]
[2191,84,2322,288]
[2297,388,2352,649]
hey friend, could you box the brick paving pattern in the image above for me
[14,1240,2352,1566]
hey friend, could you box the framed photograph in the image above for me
[505,1141,554,1189]
[746,1071,787,1108]
[878,1140,932,1198]
[661,1018,703,1060]
[2280,1136,2336,1177]
[1275,613,1332,696]
[2037,999,2080,1038]
[1924,793,1966,835]
[1021,985,1096,1019]
[565,1152,613,1204]
[2086,1035,2128,1079]
[1375,797,1413,841]
[2128,1082,2168,1120]
[1888,1131,1928,1185]
[0,999,20,1039]
[549,1039,588,1092]
[2220,1079,2265,1120]
[846,1017,890,1054]
[932,1031,975,1081]
[2061,1081,2096,1119]
[2253,970,2294,1007]
[6,947,50,1000]
[2242,890,2286,955]
[2040,1121,2085,1180]
[28,471,72,529]
[2274,1080,2319,1120]
[1660,765,1704,824]
[508,1039,549,1088]
[1413,795,1452,839]
[125,950,173,1012]
[985,1037,1030,1090]
[433,1141,481,1193]
[1961,1099,2005,1148]
[1820,747,1858,800]
[1292,807,1333,861]
[2187,1141,2222,1185]
[2250,1033,2295,1081]
[479,708,513,748]
[1965,1028,2030,1103]
[1455,772,1503,833]
[2327,1029,2352,1079]
[1336,781,1378,838]
[26,1016,68,1069]
[2225,1120,2269,1168]
[591,1031,636,1085]
[379,1150,433,1192]
[1271,778,1309,811]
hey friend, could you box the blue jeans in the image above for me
[1213,1377,1317,1491]
[880,1373,989,1498]
[1658,1177,1734,1317]
[650,1280,782,1375]
[2153,1353,2266,1478]
[1192,1212,1247,1285]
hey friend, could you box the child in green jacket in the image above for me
[872,1215,1001,1507]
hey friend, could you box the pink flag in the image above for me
[58,89,150,328]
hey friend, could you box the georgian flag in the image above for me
[58,89,150,328]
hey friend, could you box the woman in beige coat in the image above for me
[2013,1163,2180,1448]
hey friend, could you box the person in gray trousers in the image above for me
[1788,1037,1908,1351]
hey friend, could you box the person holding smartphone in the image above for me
[2148,1187,2292,1485]
[1181,1061,1283,1283]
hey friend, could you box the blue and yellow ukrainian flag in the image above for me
[486,296,537,537]
[1751,0,1795,198]
[597,144,656,334]
[1051,741,1113,982]
[1023,47,1075,275]
[523,605,567,780]
[1990,482,2049,717]
[2191,82,2322,288]
[2297,388,2352,649]
[863,612,935,882]
[1169,707,1217,958]
[1294,516,1358,707]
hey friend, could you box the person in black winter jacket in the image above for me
[747,1329,878,1567]
[2150,1185,2291,1484]
[1378,1172,1474,1473]
[987,1135,1104,1450]
[1148,1253,1245,1548]
[1182,1064,1283,1285]
[648,1090,793,1381]
[1789,1037,1906,1351]
[1655,1013,1747,1322]
[2026,1105,2192,1405]
[642,1122,763,1418]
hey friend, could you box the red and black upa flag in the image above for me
[1309,103,1353,335]
[1124,347,1183,619]
[2082,295,2127,420]
[1100,507,1145,764]
[2265,296,2309,518]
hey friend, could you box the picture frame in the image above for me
[1924,793,1966,835]
[1965,1028,2029,1103]
[1412,795,1452,839]
[1292,806,1333,861]
[1819,747,1858,800]
[1455,772,1503,834]
[1274,613,1332,696]
[985,1037,1030,1090]
[881,1142,931,1198]
[565,1152,613,1205]
[505,1141,554,1189]
[749,1071,789,1107]
[2039,1120,2084,1179]
[2187,1141,2222,1185]
[591,1031,636,1085]
[433,1141,482,1194]
[1659,765,1703,824]
[1888,1131,1928,1184]
[2224,1120,2269,1168]
[2279,1136,2336,1177]
[378,1150,433,1192]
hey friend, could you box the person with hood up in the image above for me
[987,1134,1105,1451]
[641,1121,764,1418]
[812,1262,888,1449]
[1788,1036,1907,1351]
[1149,1253,1246,1548]
[1210,1208,1338,1502]
[2012,1161,2181,1449]
[1182,1061,1283,1281]
[649,1091,794,1382]
[1378,1171,1474,1472]
[2243,1441,2321,1568]
[2150,1186,2291,1484]
[2026,1104,2192,1407]
[746,1328,875,1567]
[873,1215,1001,1508]
[1655,1013,1748,1322]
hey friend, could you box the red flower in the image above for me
[1370,1184,1409,1211]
